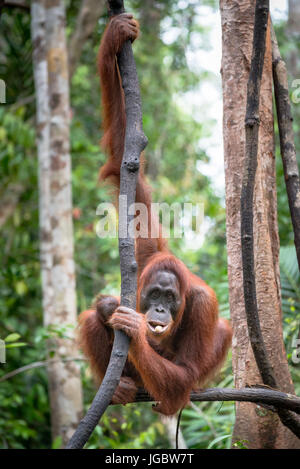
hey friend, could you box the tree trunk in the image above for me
[220,0,299,449]
[160,416,187,449]
[31,0,53,354]
[68,0,106,80]
[137,0,164,181]
[31,0,83,446]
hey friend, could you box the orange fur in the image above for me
[78,14,232,415]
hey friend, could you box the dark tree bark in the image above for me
[220,0,300,448]
[66,0,147,449]
[132,387,300,414]
[241,0,300,440]
[241,0,276,389]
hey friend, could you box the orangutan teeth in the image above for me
[147,322,168,334]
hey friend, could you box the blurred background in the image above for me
[0,0,299,449]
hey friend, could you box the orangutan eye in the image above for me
[150,289,160,300]
[166,291,174,301]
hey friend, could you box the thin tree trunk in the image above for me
[66,0,147,449]
[68,0,106,80]
[160,416,187,449]
[220,0,299,449]
[31,0,83,446]
[31,0,53,348]
[138,0,165,181]
[46,1,83,445]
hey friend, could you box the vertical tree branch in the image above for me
[271,24,300,272]
[241,0,276,388]
[241,0,300,438]
[66,0,147,449]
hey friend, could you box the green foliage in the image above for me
[85,404,169,449]
[0,0,299,451]
[4,333,27,349]
[0,11,33,109]
[180,366,234,449]
[0,102,51,449]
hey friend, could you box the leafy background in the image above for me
[0,0,299,449]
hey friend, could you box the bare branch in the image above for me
[132,387,300,414]
[241,0,300,438]
[66,0,147,449]
[0,357,84,383]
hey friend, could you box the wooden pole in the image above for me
[66,0,147,448]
